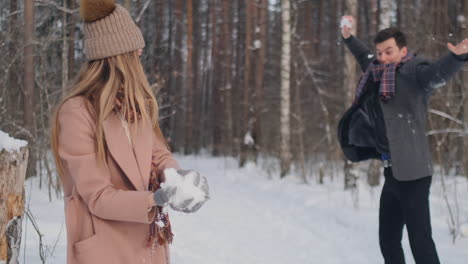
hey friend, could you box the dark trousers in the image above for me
[379,168,440,264]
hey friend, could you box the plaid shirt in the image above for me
[354,53,414,103]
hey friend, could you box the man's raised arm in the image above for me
[416,39,468,91]
[341,16,374,72]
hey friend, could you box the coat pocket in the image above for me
[74,233,104,264]
[74,233,99,254]
[64,193,98,258]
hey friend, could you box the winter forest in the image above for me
[1,0,468,263]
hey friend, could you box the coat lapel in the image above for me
[103,113,152,191]
[130,117,153,191]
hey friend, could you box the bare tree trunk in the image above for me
[199,0,214,151]
[280,0,292,178]
[24,0,36,179]
[0,145,28,263]
[62,0,69,95]
[152,0,171,138]
[252,0,268,158]
[396,0,402,27]
[185,0,194,154]
[330,0,342,164]
[239,0,254,166]
[214,3,226,156]
[293,57,307,183]
[172,0,185,151]
[367,160,381,186]
[191,0,202,153]
[343,0,358,190]
[233,0,245,156]
[370,0,378,35]
[290,0,306,183]
[211,0,223,155]
[462,0,468,179]
[7,0,19,101]
[315,0,323,55]
[222,0,234,155]
[68,0,76,80]
[152,0,165,78]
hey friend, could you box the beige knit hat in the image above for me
[80,0,145,61]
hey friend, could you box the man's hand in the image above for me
[447,39,468,55]
[341,16,354,39]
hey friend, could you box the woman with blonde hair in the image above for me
[50,1,209,263]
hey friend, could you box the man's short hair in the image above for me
[374,27,407,49]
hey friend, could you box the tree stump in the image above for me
[0,143,28,264]
[367,160,381,187]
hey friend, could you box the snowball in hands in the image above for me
[159,168,209,213]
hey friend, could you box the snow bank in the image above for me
[0,130,27,152]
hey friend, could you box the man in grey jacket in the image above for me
[338,16,468,264]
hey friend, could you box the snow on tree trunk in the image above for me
[343,0,358,190]
[0,132,28,264]
[379,0,392,30]
[280,0,292,178]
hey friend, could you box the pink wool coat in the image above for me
[57,96,179,264]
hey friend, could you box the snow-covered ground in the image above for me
[19,155,468,263]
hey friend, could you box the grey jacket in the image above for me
[343,35,467,181]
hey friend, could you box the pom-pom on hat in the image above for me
[80,0,145,60]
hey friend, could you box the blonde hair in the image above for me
[51,50,167,180]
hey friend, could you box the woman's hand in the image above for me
[172,170,210,213]
[153,169,210,213]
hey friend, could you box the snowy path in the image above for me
[20,155,468,263]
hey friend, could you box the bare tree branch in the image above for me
[429,108,464,126]
[35,0,79,14]
[426,128,466,136]
[136,0,151,23]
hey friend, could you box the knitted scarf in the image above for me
[147,162,174,247]
[113,90,174,248]
[354,53,414,103]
